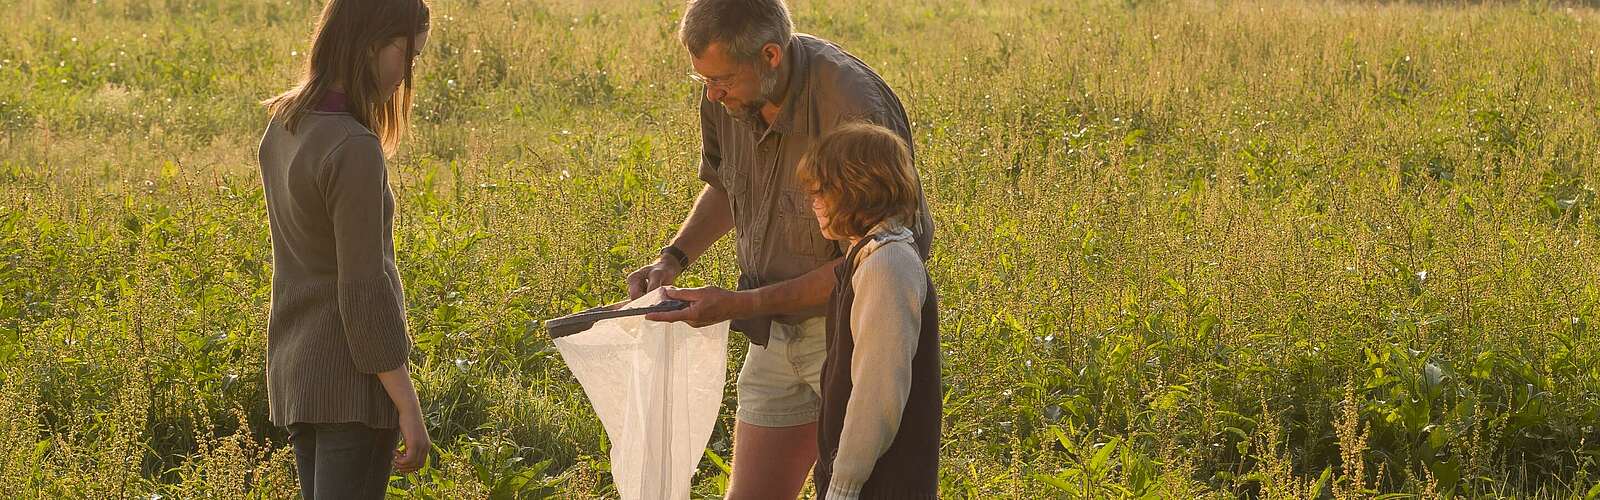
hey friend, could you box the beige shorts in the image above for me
[735,316,828,428]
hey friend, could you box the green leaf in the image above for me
[1050,425,1077,454]
[488,469,533,500]
[1309,466,1333,498]
[1035,472,1078,492]
[1090,437,1121,474]
[1427,458,1460,491]
[704,449,732,475]
[1195,314,1220,337]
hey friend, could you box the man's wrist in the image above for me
[735,288,764,317]
[653,255,682,273]
[659,244,690,269]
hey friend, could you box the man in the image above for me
[626,0,933,497]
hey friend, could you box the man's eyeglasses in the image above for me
[688,71,738,90]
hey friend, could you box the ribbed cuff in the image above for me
[337,276,411,373]
[825,475,864,500]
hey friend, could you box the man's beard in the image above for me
[725,63,783,128]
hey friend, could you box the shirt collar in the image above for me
[767,34,811,134]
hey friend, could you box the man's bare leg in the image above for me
[726,420,819,500]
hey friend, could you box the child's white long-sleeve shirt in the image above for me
[826,225,927,500]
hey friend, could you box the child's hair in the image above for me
[796,122,920,239]
[263,0,431,154]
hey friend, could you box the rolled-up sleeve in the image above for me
[697,95,724,190]
[322,135,410,374]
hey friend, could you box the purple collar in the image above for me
[315,90,349,112]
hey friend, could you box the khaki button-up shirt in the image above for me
[697,34,934,334]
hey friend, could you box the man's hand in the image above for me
[626,257,684,300]
[646,286,753,327]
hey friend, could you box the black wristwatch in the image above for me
[659,244,690,269]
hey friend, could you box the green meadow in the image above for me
[2,0,1599,497]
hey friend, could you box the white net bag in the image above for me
[551,288,730,500]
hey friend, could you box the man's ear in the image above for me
[762,42,783,70]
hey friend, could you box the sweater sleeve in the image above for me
[323,134,411,374]
[827,242,926,498]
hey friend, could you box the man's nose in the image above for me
[705,86,727,103]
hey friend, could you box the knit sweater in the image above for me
[258,111,412,429]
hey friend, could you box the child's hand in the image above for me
[392,409,431,474]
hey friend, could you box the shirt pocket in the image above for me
[778,188,838,260]
[717,146,752,261]
[718,153,745,219]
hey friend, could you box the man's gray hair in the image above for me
[679,0,794,62]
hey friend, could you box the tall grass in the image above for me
[2,0,1598,497]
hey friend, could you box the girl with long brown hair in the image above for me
[257,0,431,497]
